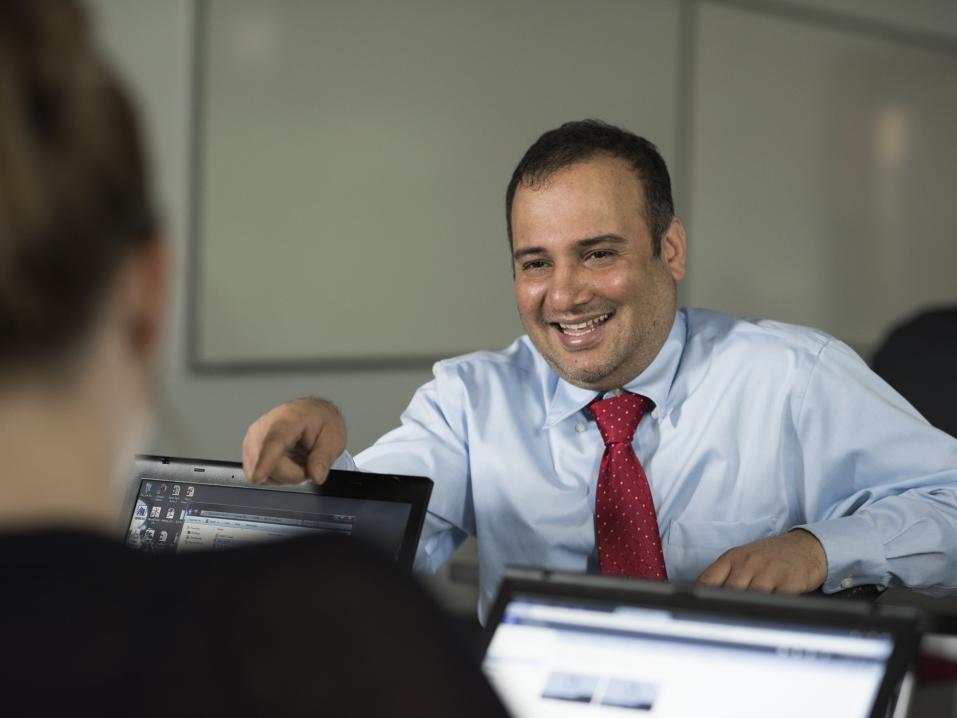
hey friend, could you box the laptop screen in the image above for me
[122,456,432,571]
[483,586,912,718]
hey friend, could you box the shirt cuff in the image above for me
[794,514,890,592]
[331,450,357,471]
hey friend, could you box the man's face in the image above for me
[510,156,685,391]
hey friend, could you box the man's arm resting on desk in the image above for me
[696,494,957,595]
[799,503,957,595]
[794,338,957,594]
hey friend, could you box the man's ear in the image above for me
[122,234,171,367]
[660,217,686,282]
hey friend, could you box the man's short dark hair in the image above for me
[0,0,157,370]
[505,119,674,257]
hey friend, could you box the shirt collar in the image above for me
[543,309,687,428]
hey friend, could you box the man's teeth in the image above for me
[559,314,610,333]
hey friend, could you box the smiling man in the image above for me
[509,152,681,391]
[244,120,957,619]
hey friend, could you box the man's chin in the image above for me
[526,333,619,387]
[549,356,619,389]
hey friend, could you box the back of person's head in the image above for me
[0,0,167,525]
[505,119,674,256]
[0,0,159,379]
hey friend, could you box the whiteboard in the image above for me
[194,0,680,366]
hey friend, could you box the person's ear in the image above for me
[122,234,170,369]
[660,217,686,282]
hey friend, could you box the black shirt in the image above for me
[0,530,509,717]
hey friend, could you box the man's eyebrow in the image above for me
[513,246,547,261]
[576,234,627,249]
[512,235,627,262]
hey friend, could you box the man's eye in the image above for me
[521,259,548,271]
[586,250,615,261]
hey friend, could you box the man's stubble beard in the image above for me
[538,323,646,389]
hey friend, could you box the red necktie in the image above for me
[589,393,667,580]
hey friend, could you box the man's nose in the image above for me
[548,263,593,313]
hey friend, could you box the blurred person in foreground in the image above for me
[245,117,957,620]
[0,2,508,715]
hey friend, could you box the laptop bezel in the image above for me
[482,568,924,718]
[120,454,433,572]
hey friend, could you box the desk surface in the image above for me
[878,588,957,634]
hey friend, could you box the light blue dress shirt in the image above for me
[342,308,957,620]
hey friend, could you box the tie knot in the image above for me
[589,393,653,446]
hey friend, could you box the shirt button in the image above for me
[575,422,585,433]
[841,578,854,589]
[651,410,659,419]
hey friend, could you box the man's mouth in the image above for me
[552,312,612,337]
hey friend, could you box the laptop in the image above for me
[482,568,923,718]
[120,455,432,572]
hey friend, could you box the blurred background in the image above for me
[87,0,957,615]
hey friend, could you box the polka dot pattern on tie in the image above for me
[589,392,668,581]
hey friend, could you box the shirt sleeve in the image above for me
[792,338,957,594]
[343,360,474,576]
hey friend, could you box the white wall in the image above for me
[685,1,957,345]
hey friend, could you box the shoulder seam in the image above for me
[794,336,835,428]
